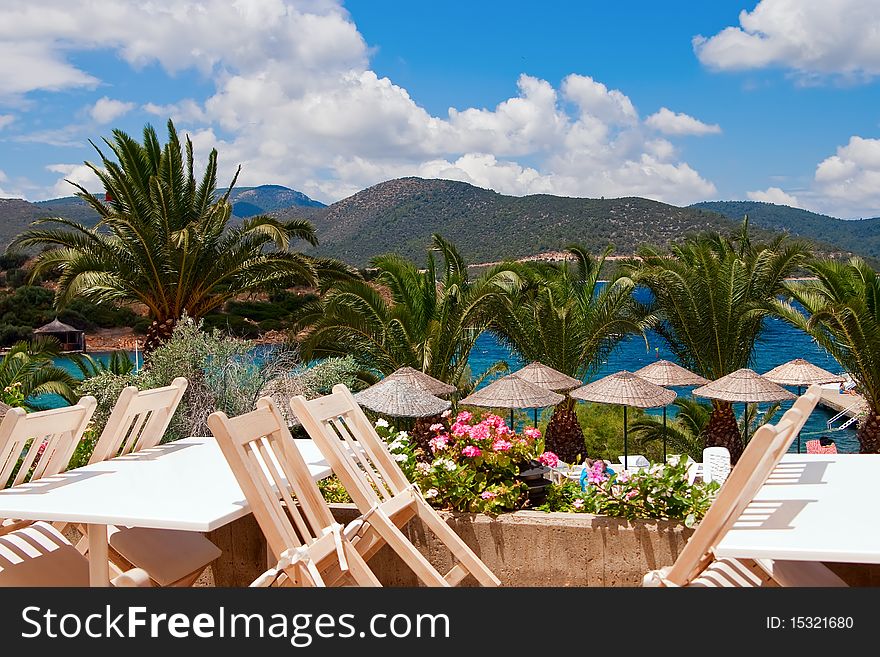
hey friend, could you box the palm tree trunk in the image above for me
[545,397,586,464]
[857,410,880,453]
[704,401,743,463]
[143,317,177,354]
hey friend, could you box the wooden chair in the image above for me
[290,384,501,587]
[0,397,96,490]
[0,521,150,587]
[643,385,845,587]
[207,397,381,587]
[83,378,222,587]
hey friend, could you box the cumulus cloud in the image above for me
[747,186,800,206]
[809,136,880,217]
[89,97,135,124]
[694,0,880,81]
[0,114,13,130]
[2,1,719,205]
[645,108,721,136]
[46,163,102,197]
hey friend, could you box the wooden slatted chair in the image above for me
[643,385,846,587]
[0,521,150,587]
[207,397,381,587]
[0,397,96,491]
[83,378,222,587]
[290,384,501,587]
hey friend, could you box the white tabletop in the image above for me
[0,437,333,532]
[715,454,880,564]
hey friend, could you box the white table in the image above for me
[715,454,880,564]
[0,436,334,586]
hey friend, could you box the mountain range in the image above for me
[0,178,875,266]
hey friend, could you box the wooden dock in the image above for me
[818,388,866,418]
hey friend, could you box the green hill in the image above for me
[275,177,805,266]
[692,200,880,260]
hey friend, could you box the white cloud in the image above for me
[694,0,880,81]
[46,163,102,198]
[645,108,721,136]
[809,136,880,216]
[3,1,719,206]
[89,97,135,124]
[0,114,13,130]
[747,186,800,206]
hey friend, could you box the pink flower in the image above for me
[524,427,541,440]
[429,434,449,452]
[469,423,490,441]
[494,424,510,436]
[537,451,559,467]
[429,423,444,432]
[461,445,482,458]
[626,490,639,499]
[492,438,512,452]
[451,422,470,438]
[456,411,472,424]
[480,491,497,500]
[572,499,585,509]
[484,414,506,429]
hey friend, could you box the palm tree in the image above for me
[11,119,349,352]
[0,336,79,410]
[632,219,806,461]
[491,245,647,463]
[67,350,135,377]
[630,398,781,462]
[774,257,880,452]
[296,234,522,388]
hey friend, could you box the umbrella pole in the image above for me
[796,385,802,454]
[743,403,749,445]
[624,406,628,470]
[533,407,538,427]
[662,406,667,462]
[510,408,514,430]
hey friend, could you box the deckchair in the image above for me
[290,384,501,587]
[82,378,222,587]
[643,385,845,587]
[0,521,149,587]
[207,397,380,587]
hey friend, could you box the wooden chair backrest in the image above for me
[207,397,338,560]
[89,377,187,464]
[289,384,411,512]
[664,386,821,585]
[0,397,97,488]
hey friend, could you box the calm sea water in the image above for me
[51,312,859,454]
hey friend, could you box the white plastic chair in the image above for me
[618,454,649,468]
[702,447,731,485]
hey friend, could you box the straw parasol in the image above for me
[634,360,709,460]
[763,359,845,453]
[354,379,451,418]
[0,401,10,419]
[460,374,564,428]
[571,371,676,469]
[384,366,457,397]
[763,359,844,388]
[693,368,795,444]
[511,361,581,424]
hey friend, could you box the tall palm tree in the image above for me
[774,257,880,453]
[491,245,647,463]
[0,336,79,410]
[11,119,349,352]
[632,219,806,461]
[296,234,522,388]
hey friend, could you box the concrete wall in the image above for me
[205,505,696,587]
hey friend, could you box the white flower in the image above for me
[393,453,408,462]
[389,439,404,450]
[397,431,408,439]
[425,488,439,499]
[441,409,451,418]
[375,418,389,428]
[443,460,457,472]
[416,462,431,475]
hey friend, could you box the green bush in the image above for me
[0,252,28,270]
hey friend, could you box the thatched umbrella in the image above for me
[763,359,844,452]
[634,360,709,460]
[0,401,10,419]
[511,362,581,424]
[571,371,676,469]
[384,366,457,397]
[693,368,795,444]
[354,379,451,418]
[460,374,564,428]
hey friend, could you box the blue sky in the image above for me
[1,1,880,218]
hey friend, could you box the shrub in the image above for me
[538,458,718,527]
[294,355,364,398]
